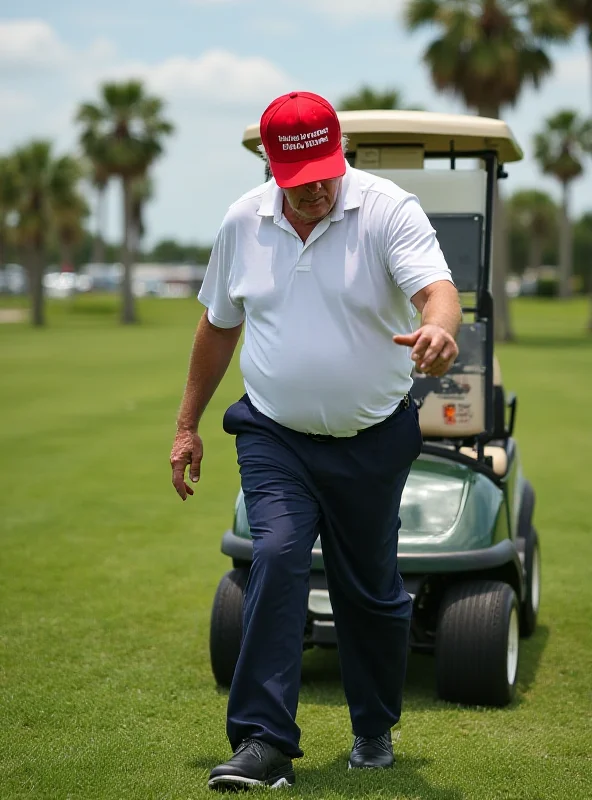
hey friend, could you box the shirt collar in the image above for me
[257,179,283,221]
[330,163,361,222]
[256,163,362,224]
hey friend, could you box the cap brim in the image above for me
[270,148,347,189]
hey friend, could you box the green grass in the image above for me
[1,295,591,799]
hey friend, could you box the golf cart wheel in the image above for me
[436,580,519,707]
[209,567,248,687]
[518,526,541,638]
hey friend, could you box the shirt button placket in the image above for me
[296,243,312,273]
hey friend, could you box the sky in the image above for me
[1,1,591,250]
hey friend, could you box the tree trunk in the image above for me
[478,105,514,342]
[0,221,5,268]
[558,182,572,299]
[27,247,45,327]
[120,177,136,324]
[91,184,107,264]
[0,223,5,292]
[528,235,544,272]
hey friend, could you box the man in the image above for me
[171,91,461,791]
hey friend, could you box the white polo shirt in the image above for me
[198,165,452,436]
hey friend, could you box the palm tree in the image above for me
[534,110,592,298]
[506,190,557,272]
[12,142,83,325]
[89,162,109,265]
[405,0,573,341]
[555,1,592,106]
[338,86,419,111]
[0,155,19,278]
[53,176,90,272]
[76,81,174,324]
[130,175,153,258]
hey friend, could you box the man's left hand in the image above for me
[393,325,459,377]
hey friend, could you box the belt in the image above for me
[306,394,411,442]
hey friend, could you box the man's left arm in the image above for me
[393,280,462,377]
[382,194,462,377]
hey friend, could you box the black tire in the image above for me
[518,526,541,638]
[436,580,520,707]
[209,567,248,687]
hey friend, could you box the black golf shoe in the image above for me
[208,738,295,791]
[348,732,394,769]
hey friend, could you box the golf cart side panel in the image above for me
[397,456,504,555]
[233,489,249,538]
[505,442,528,541]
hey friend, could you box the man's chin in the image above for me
[298,207,330,222]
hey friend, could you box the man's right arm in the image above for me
[171,311,243,500]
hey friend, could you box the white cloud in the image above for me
[0,19,118,84]
[183,0,404,20]
[143,50,293,105]
[306,0,404,20]
[84,48,294,109]
[0,19,69,68]
[86,37,119,63]
[0,88,33,113]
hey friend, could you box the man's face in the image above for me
[282,177,342,223]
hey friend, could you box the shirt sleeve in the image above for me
[197,218,245,329]
[384,194,454,301]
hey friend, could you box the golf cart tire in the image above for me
[209,567,248,688]
[518,526,541,638]
[435,580,519,707]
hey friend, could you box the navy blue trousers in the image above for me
[222,394,422,758]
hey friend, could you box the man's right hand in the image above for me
[170,428,204,501]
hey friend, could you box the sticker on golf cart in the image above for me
[443,403,474,426]
[443,404,456,424]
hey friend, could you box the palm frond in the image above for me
[405,0,577,111]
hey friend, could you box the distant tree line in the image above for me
[0,233,212,272]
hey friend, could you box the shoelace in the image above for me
[235,738,267,762]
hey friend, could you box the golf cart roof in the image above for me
[242,109,523,163]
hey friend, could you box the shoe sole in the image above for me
[348,760,394,769]
[208,774,295,791]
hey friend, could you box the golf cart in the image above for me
[209,111,541,708]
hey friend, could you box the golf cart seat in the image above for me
[459,444,508,477]
[493,354,502,386]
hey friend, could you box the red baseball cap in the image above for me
[260,91,346,189]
